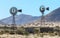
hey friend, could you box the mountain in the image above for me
[1,7,60,25]
[45,7,60,22]
[1,14,40,25]
[0,21,5,24]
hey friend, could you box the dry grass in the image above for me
[0,34,59,38]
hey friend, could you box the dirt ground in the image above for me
[0,34,60,38]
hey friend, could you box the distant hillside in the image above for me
[1,7,60,25]
[0,21,5,24]
[1,14,40,25]
[45,7,60,22]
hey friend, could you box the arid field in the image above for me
[0,22,60,38]
[0,34,59,38]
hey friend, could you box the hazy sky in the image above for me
[0,0,60,20]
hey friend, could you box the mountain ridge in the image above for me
[45,7,60,22]
[0,7,60,25]
[0,14,40,25]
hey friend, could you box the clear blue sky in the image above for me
[0,0,60,20]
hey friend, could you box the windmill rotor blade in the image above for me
[40,5,45,13]
[10,7,17,15]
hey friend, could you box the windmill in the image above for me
[39,5,49,26]
[10,7,22,30]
